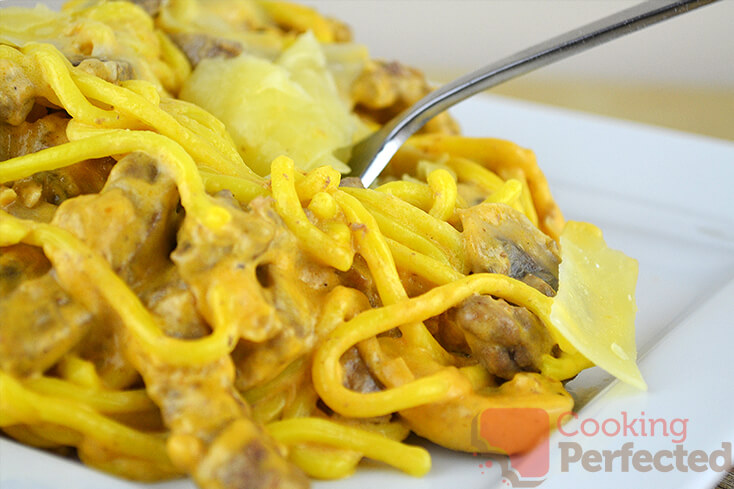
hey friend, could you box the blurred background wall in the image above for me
[301,0,734,140]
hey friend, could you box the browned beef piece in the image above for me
[1,112,68,161]
[446,295,556,380]
[0,243,50,296]
[340,346,382,393]
[460,203,561,292]
[52,151,180,287]
[351,59,459,135]
[0,273,94,377]
[0,137,177,390]
[125,350,309,489]
[136,265,211,340]
[72,57,135,84]
[50,149,213,372]
[173,195,340,390]
[337,254,380,308]
[48,151,307,487]
[2,113,115,208]
[0,57,36,126]
[10,157,116,207]
[424,314,471,358]
[318,347,389,431]
[48,151,185,388]
[325,17,352,42]
[338,177,365,189]
[169,33,244,67]
[232,328,311,393]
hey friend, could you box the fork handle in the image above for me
[350,0,719,186]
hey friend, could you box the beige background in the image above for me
[302,0,734,141]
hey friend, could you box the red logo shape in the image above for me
[478,408,550,486]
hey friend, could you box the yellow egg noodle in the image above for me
[0,1,645,488]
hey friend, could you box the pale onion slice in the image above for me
[180,32,366,176]
[550,221,647,390]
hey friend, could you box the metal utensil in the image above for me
[346,0,719,187]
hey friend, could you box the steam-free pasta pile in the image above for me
[0,1,646,488]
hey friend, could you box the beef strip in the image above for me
[0,273,94,377]
[50,151,184,388]
[324,17,352,43]
[340,346,382,393]
[424,315,471,358]
[124,350,309,489]
[337,177,365,189]
[136,265,211,340]
[168,33,244,68]
[351,59,459,135]
[337,254,380,308]
[446,295,556,380]
[10,157,115,207]
[1,112,68,161]
[52,151,180,288]
[48,148,206,339]
[173,195,340,391]
[231,332,304,393]
[0,57,36,126]
[48,152,307,487]
[72,57,135,84]
[460,203,561,292]
[0,243,50,296]
[2,113,115,209]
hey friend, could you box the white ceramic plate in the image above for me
[2,95,733,489]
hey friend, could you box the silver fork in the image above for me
[346,0,719,187]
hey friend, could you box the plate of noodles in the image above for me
[1,2,733,489]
